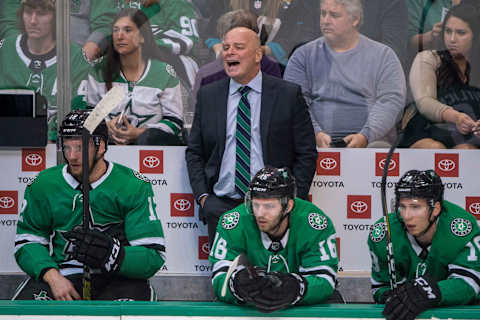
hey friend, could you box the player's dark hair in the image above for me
[17,0,56,40]
[105,8,156,90]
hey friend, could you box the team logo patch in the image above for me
[451,218,472,237]
[0,39,4,49]
[166,64,177,78]
[221,212,240,230]
[133,170,150,183]
[308,213,327,230]
[370,222,386,242]
[33,290,52,300]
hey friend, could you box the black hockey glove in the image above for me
[64,227,125,273]
[383,275,441,320]
[251,272,308,313]
[229,266,270,303]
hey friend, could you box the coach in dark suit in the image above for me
[186,27,317,245]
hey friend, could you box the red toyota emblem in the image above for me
[171,193,194,217]
[375,153,399,176]
[435,153,459,177]
[198,236,209,260]
[347,195,371,219]
[466,197,480,220]
[22,148,46,172]
[0,191,18,214]
[139,150,164,173]
[316,152,341,176]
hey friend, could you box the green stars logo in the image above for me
[370,222,386,242]
[451,218,472,237]
[308,213,328,230]
[222,212,240,230]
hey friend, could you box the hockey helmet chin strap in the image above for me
[414,202,440,240]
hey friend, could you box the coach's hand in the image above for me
[251,272,307,313]
[64,227,125,273]
[383,275,441,320]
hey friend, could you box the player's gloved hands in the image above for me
[251,272,307,313]
[64,227,125,273]
[229,266,270,303]
[383,275,441,320]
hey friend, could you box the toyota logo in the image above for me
[174,199,191,211]
[25,153,43,166]
[379,159,396,171]
[469,203,480,215]
[351,201,368,214]
[319,158,337,170]
[143,156,160,168]
[0,196,15,209]
[438,159,455,172]
[201,242,209,254]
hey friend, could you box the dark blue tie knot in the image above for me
[239,86,251,97]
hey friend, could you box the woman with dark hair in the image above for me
[86,8,184,145]
[402,2,480,149]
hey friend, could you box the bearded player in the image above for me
[369,169,480,320]
[13,109,165,300]
[209,166,342,312]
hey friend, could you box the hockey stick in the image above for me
[81,86,125,299]
[380,131,404,290]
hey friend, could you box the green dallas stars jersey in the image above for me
[15,162,165,281]
[368,200,480,306]
[86,58,183,136]
[114,0,199,57]
[0,34,89,141]
[209,198,338,305]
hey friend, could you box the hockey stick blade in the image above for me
[221,253,252,297]
[83,86,125,134]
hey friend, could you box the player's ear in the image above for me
[286,199,294,214]
[432,201,441,219]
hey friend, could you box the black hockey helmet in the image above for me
[58,109,108,149]
[245,166,296,214]
[395,169,444,208]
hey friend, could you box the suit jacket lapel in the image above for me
[260,75,276,159]
[217,78,230,157]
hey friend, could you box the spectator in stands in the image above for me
[200,0,320,68]
[0,0,89,142]
[114,0,200,90]
[210,167,342,311]
[369,169,480,319]
[0,0,117,62]
[185,26,317,246]
[360,0,408,70]
[86,8,184,146]
[284,0,406,148]
[190,9,282,115]
[13,109,165,300]
[407,0,461,56]
[401,2,480,149]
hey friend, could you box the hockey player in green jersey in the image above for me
[368,169,480,320]
[13,109,165,301]
[209,167,341,312]
[0,0,89,141]
[86,8,184,146]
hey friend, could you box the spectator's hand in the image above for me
[43,268,81,301]
[316,131,331,148]
[213,43,223,58]
[344,133,368,148]
[200,195,208,208]
[454,112,476,135]
[82,41,102,62]
[473,120,480,137]
[107,115,146,145]
[262,45,272,56]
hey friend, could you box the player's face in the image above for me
[113,16,144,57]
[444,16,473,59]
[252,198,284,233]
[23,6,54,40]
[63,137,97,180]
[320,0,359,44]
[222,27,262,85]
[398,198,439,237]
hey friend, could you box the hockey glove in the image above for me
[252,272,308,313]
[229,266,270,303]
[383,275,441,320]
[64,227,125,273]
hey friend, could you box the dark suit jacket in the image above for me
[185,73,317,207]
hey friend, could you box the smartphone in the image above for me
[330,139,347,148]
